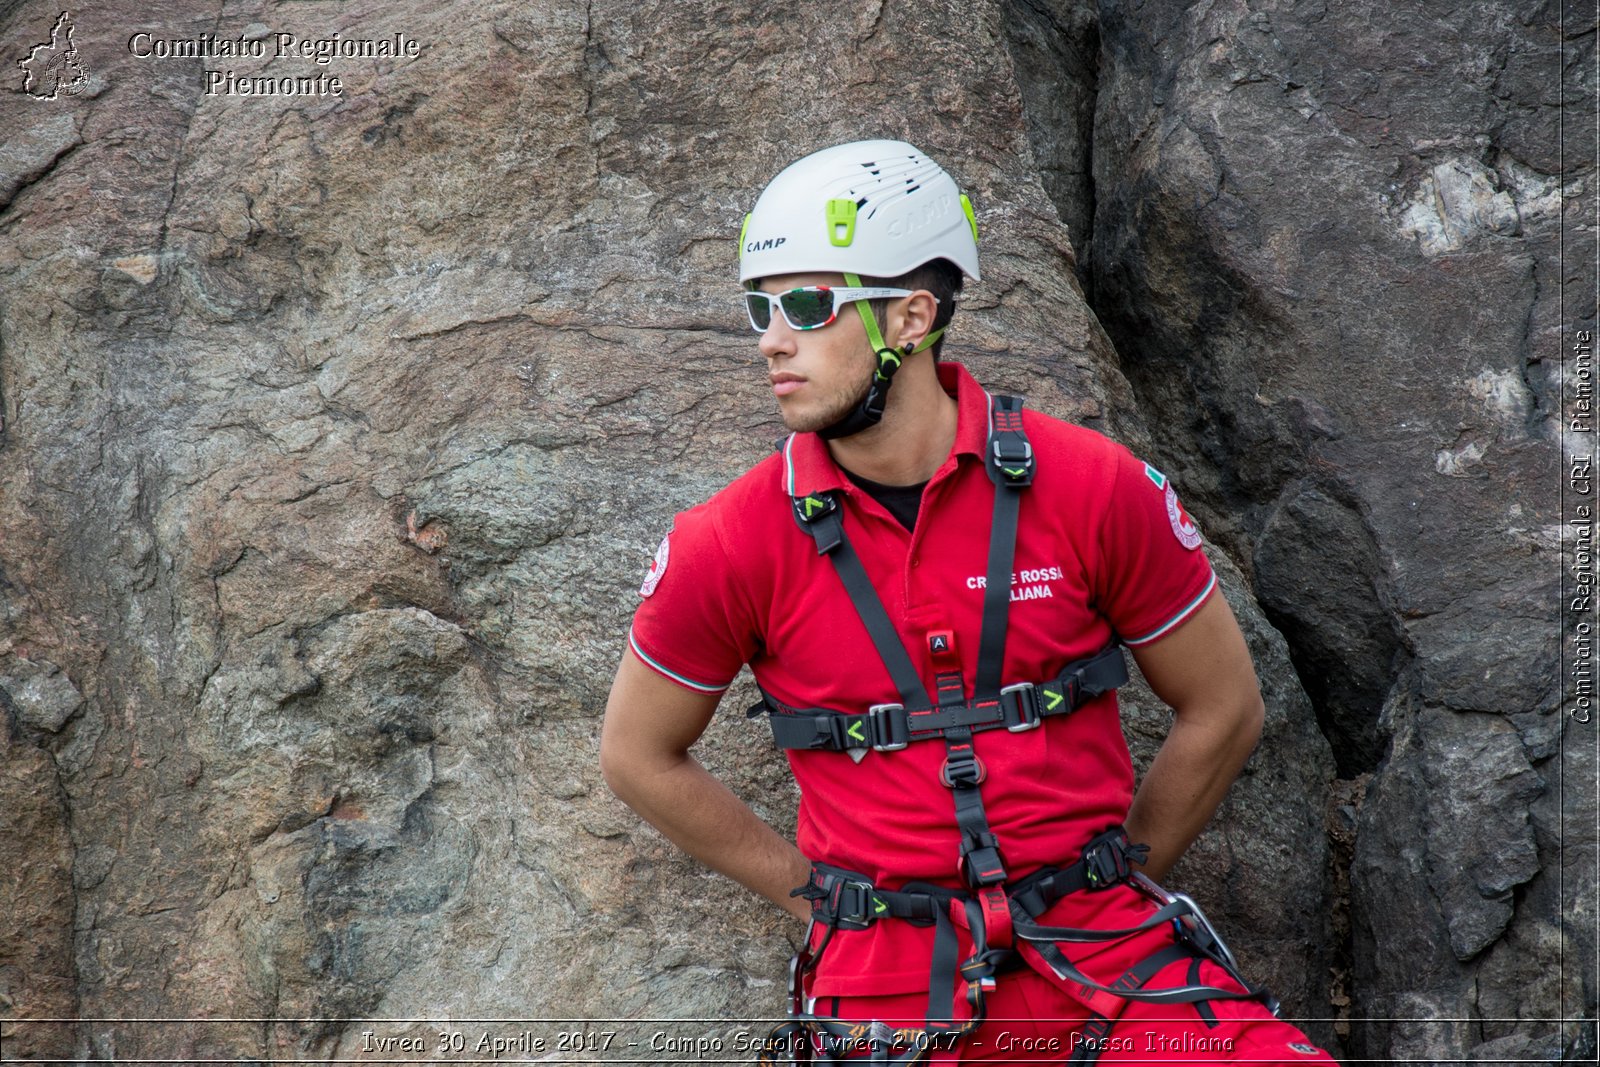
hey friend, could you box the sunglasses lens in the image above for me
[779,288,835,329]
[743,292,773,331]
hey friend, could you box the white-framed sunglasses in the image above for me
[740,285,919,333]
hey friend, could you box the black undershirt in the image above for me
[844,469,928,532]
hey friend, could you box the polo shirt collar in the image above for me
[779,361,991,498]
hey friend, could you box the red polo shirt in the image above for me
[628,362,1216,996]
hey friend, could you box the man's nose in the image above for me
[758,314,797,360]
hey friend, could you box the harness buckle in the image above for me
[791,492,837,526]
[1081,829,1137,890]
[990,438,1035,485]
[868,703,908,751]
[1000,682,1041,732]
[828,714,872,750]
[961,832,1008,888]
[940,750,985,787]
[828,878,879,930]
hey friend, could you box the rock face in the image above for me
[1009,0,1595,1060]
[0,0,1578,1062]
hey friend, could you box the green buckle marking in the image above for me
[1003,466,1027,480]
[874,347,902,382]
[1043,687,1064,711]
[826,198,858,247]
[846,720,866,743]
[802,495,828,518]
[873,896,888,915]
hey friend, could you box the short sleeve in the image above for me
[628,504,759,694]
[1094,448,1217,646]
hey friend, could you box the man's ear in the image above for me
[892,289,939,352]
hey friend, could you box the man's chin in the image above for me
[778,391,869,435]
[777,401,836,435]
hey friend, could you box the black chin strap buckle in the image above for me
[872,345,906,383]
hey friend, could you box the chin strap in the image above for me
[816,272,944,441]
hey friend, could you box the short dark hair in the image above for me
[865,258,964,360]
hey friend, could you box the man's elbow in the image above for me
[598,710,684,808]
[598,718,652,806]
[1177,685,1265,761]
[598,693,640,803]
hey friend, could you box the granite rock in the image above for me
[0,0,1541,1060]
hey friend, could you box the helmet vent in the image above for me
[860,160,942,218]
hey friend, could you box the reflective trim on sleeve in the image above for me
[1123,571,1218,646]
[628,627,731,693]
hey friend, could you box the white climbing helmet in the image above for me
[738,139,981,283]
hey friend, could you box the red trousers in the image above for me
[815,922,1338,1065]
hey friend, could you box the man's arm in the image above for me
[1122,592,1265,882]
[599,648,813,921]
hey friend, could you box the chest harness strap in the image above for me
[757,395,1277,1067]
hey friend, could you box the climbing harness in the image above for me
[752,394,1278,1066]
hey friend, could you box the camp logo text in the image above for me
[127,29,423,97]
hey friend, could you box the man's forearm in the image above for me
[604,750,813,921]
[1122,695,1264,882]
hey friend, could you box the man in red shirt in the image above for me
[601,140,1335,1064]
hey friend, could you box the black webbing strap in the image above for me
[943,726,1005,886]
[975,394,1031,698]
[1066,944,1195,1066]
[782,392,1033,721]
[795,864,943,929]
[796,828,1147,933]
[1016,900,1278,1009]
[769,827,1280,1067]
[774,393,1037,1052]
[749,644,1129,753]
[773,394,1273,1060]
[793,839,1272,1023]
[1190,957,1221,1027]
[792,491,932,710]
